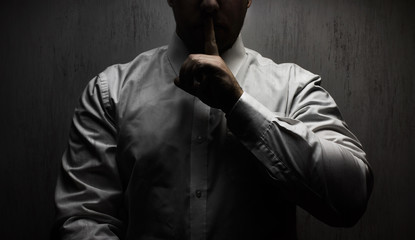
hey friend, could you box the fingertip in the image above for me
[204,18,219,56]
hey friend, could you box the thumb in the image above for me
[204,18,219,56]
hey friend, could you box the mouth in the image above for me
[193,23,226,32]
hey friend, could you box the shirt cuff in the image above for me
[226,92,275,142]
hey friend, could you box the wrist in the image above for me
[222,88,243,114]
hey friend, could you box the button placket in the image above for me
[189,98,209,240]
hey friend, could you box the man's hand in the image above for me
[174,18,243,114]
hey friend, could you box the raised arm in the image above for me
[173,17,373,227]
[226,74,373,227]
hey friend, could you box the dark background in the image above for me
[1,0,414,239]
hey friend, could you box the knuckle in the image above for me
[189,54,201,61]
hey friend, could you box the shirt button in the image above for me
[195,190,202,198]
[195,135,206,143]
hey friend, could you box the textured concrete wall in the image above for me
[1,0,413,239]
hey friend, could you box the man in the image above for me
[54,0,373,239]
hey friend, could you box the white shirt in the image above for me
[54,33,373,240]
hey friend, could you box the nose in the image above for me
[200,0,219,14]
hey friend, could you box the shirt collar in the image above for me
[167,33,246,77]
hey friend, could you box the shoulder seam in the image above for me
[97,73,112,110]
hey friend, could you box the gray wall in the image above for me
[1,0,413,239]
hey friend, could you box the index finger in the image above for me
[204,18,219,56]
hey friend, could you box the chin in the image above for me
[217,37,237,53]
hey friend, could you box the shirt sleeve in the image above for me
[226,74,374,227]
[53,75,124,239]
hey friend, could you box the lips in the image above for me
[194,15,226,29]
[193,23,226,32]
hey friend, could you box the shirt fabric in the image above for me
[54,34,373,240]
